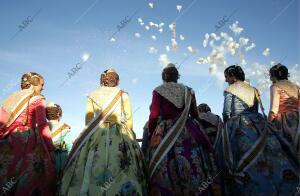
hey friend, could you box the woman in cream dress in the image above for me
[60,69,146,196]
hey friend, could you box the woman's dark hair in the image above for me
[21,72,44,89]
[198,103,211,113]
[162,65,180,82]
[269,63,289,80]
[224,65,245,81]
[100,69,119,87]
[46,104,62,120]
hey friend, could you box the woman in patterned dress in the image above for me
[219,65,299,195]
[60,69,147,196]
[0,72,56,196]
[147,64,222,196]
[46,102,71,178]
[268,64,300,155]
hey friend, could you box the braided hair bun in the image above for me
[224,65,245,81]
[46,103,62,120]
[269,63,289,80]
[21,72,44,89]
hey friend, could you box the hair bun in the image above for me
[224,65,245,81]
[269,64,289,80]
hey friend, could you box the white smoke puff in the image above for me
[210,33,220,41]
[205,33,210,39]
[245,43,256,51]
[149,2,154,9]
[138,18,143,23]
[203,33,210,48]
[134,33,141,38]
[220,32,229,39]
[158,28,163,33]
[159,23,164,28]
[179,35,185,40]
[159,54,170,67]
[196,58,208,64]
[149,22,155,27]
[209,40,214,47]
[165,45,170,52]
[239,37,249,46]
[145,26,150,30]
[209,48,226,65]
[209,64,218,74]
[151,35,157,40]
[203,39,208,48]
[229,21,244,36]
[169,23,175,31]
[229,48,236,55]
[234,43,240,50]
[148,47,158,54]
[270,61,276,65]
[154,23,159,28]
[187,46,193,53]
[140,22,144,26]
[110,37,116,42]
[241,59,247,66]
[262,48,270,56]
[176,5,182,12]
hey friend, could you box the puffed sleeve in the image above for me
[148,91,160,139]
[268,85,280,121]
[85,97,95,125]
[34,98,55,151]
[122,92,133,131]
[222,91,233,123]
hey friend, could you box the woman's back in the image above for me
[60,69,146,196]
[86,86,133,133]
[223,81,259,121]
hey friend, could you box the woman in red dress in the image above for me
[147,64,222,196]
[0,72,56,196]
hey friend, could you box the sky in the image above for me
[0,0,299,141]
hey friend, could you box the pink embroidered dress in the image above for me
[0,90,56,196]
[269,80,300,154]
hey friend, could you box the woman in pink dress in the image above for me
[0,72,56,196]
[268,64,300,154]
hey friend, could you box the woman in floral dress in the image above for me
[60,69,147,196]
[0,72,56,196]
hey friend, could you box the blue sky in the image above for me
[0,0,299,141]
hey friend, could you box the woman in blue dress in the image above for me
[219,65,299,195]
